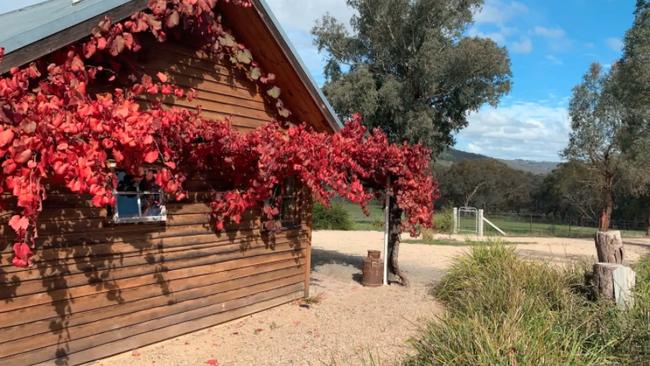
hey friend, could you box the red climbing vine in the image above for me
[0,0,437,268]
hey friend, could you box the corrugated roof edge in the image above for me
[252,0,343,131]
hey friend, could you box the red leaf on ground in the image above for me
[206,359,219,366]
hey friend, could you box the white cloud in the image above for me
[468,27,508,45]
[545,54,563,65]
[265,0,354,33]
[605,37,624,52]
[456,102,570,161]
[511,37,533,54]
[533,26,573,52]
[474,0,528,25]
[533,26,566,39]
[265,0,356,87]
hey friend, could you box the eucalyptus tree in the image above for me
[616,0,650,234]
[563,63,627,231]
[312,0,512,157]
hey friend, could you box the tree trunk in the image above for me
[593,263,619,300]
[599,177,614,232]
[595,230,624,264]
[388,196,409,286]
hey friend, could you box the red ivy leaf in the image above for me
[97,37,107,50]
[9,215,29,233]
[157,72,168,83]
[14,149,32,164]
[144,150,159,163]
[0,129,14,147]
[12,242,33,268]
[267,86,281,99]
[166,10,180,28]
[110,35,126,56]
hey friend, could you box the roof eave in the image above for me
[252,0,343,132]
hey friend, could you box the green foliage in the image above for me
[563,63,630,230]
[615,1,650,203]
[312,0,512,156]
[312,202,353,230]
[436,159,541,211]
[406,243,650,365]
[433,208,454,235]
[535,161,602,222]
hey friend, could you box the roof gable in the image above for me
[0,0,341,132]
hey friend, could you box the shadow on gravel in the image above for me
[311,248,364,270]
[311,248,364,284]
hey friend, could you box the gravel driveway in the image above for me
[90,231,650,366]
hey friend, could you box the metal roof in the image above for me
[0,0,342,131]
[0,0,134,54]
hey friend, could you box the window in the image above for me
[113,168,167,223]
[278,176,301,229]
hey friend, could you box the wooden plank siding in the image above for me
[133,38,280,132]
[0,191,311,365]
[0,36,315,365]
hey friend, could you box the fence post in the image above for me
[453,207,458,234]
[530,214,533,235]
[478,209,484,237]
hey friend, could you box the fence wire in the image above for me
[481,212,648,238]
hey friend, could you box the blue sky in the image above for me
[264,0,636,162]
[1,0,637,161]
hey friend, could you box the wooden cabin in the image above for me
[0,1,341,365]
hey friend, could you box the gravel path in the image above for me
[89,231,650,366]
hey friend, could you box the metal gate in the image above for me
[456,207,479,235]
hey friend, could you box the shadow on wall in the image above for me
[0,188,305,364]
[0,32,305,365]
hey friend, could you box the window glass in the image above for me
[279,177,300,228]
[113,168,166,223]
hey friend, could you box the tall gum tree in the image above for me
[563,63,626,232]
[616,0,650,235]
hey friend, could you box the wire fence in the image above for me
[483,212,648,238]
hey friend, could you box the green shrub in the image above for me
[405,243,649,366]
[433,208,454,235]
[312,202,353,230]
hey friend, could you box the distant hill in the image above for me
[437,148,558,175]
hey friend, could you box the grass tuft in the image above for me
[405,242,650,366]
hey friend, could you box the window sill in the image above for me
[112,216,168,225]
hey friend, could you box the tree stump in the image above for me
[595,231,624,264]
[593,263,636,309]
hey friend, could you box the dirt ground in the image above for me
[90,231,650,366]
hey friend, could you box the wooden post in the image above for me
[593,263,636,309]
[593,230,635,308]
[595,230,624,264]
[453,208,458,234]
